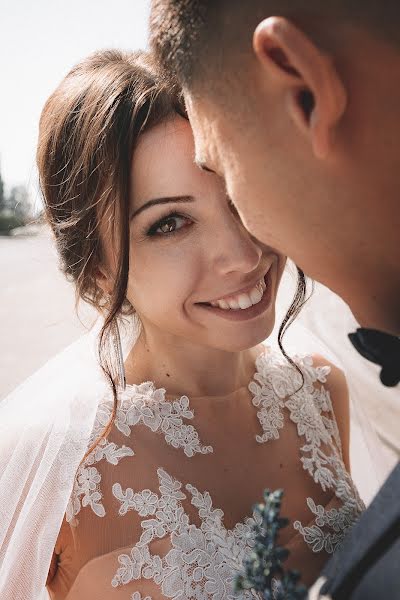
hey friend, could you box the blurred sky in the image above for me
[0,0,150,209]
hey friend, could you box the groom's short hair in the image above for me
[150,0,400,90]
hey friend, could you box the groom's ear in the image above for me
[252,17,347,159]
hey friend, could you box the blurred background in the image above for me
[0,1,398,485]
[0,0,150,397]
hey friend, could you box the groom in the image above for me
[149,2,400,598]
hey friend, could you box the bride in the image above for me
[0,50,364,599]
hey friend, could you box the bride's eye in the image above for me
[147,213,192,237]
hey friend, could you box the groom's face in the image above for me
[186,90,345,292]
[184,37,400,333]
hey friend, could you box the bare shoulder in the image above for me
[310,353,351,470]
[310,353,349,399]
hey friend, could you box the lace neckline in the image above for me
[120,348,267,404]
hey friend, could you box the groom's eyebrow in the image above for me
[130,195,195,220]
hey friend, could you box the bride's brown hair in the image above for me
[37,49,308,466]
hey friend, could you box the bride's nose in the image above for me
[210,216,263,276]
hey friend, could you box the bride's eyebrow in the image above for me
[130,195,195,221]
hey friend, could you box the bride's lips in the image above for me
[195,265,274,322]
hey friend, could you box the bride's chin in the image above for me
[204,319,276,353]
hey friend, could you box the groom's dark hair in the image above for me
[150,0,400,90]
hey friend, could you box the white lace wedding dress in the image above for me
[45,347,364,600]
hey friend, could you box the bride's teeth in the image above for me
[249,287,263,304]
[217,299,230,310]
[209,274,268,311]
[237,294,253,309]
[227,298,240,310]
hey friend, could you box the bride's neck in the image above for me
[124,329,259,398]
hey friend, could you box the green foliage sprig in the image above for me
[235,489,308,600]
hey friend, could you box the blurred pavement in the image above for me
[0,225,96,399]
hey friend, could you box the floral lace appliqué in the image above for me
[117,382,213,458]
[250,352,365,555]
[111,468,261,599]
[66,382,212,524]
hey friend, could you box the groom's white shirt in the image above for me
[308,577,331,600]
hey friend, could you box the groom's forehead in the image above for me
[185,98,210,161]
[185,92,224,170]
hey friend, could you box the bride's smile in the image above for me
[195,263,274,322]
[200,271,268,309]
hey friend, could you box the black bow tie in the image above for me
[348,328,400,387]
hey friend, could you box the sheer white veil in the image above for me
[0,270,397,599]
[0,316,137,599]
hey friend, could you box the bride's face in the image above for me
[108,116,286,352]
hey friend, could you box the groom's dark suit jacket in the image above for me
[321,329,400,599]
[321,461,400,598]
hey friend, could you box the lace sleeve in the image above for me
[310,354,350,471]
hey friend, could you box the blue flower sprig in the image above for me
[235,489,308,600]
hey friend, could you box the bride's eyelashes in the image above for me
[145,211,194,238]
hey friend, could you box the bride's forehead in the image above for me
[129,118,201,206]
[134,117,194,164]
